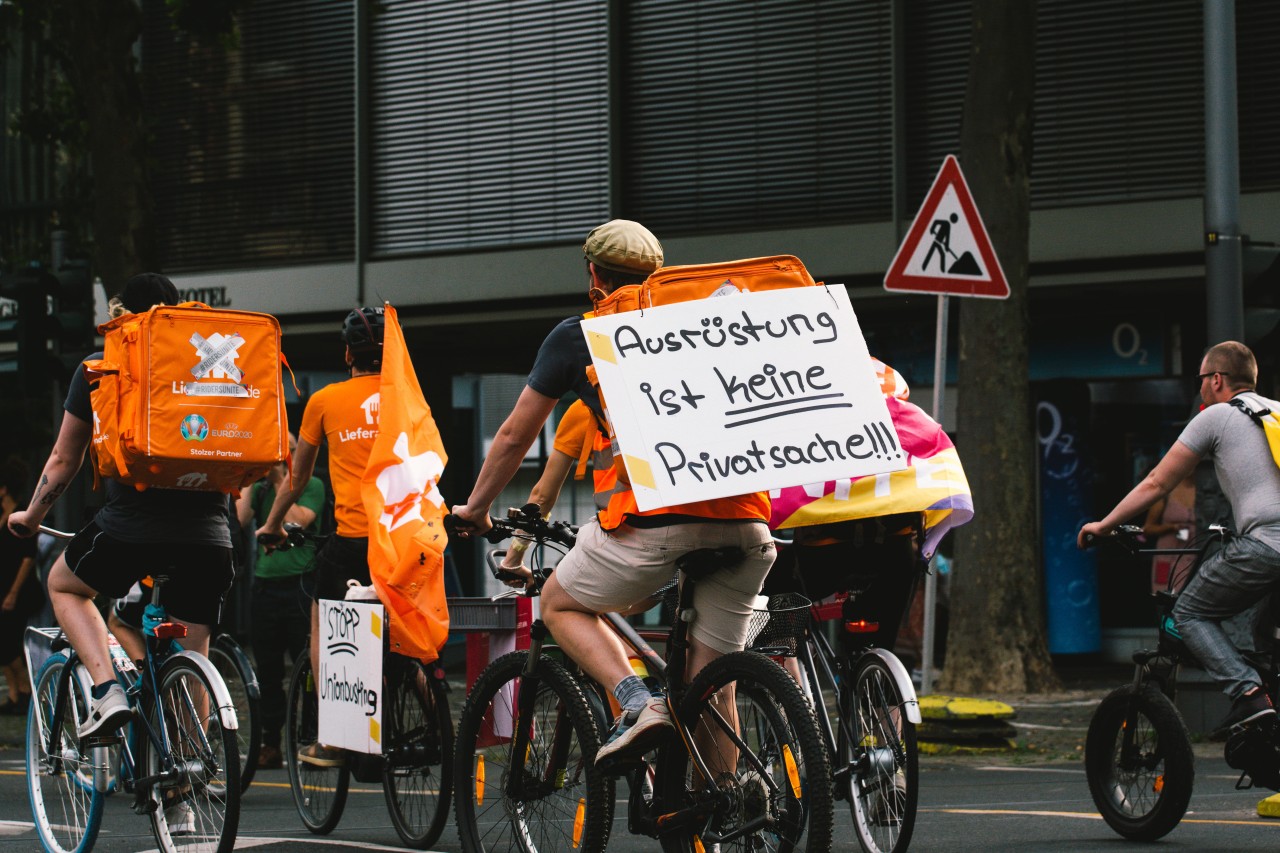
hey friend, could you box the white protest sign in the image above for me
[581,286,907,510]
[317,598,384,754]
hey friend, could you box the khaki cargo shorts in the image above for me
[554,518,776,653]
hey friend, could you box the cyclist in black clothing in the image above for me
[7,274,234,741]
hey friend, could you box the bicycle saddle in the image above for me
[675,547,746,582]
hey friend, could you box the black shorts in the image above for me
[64,521,234,626]
[311,535,371,602]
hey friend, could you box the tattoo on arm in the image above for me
[34,476,67,507]
[31,476,48,506]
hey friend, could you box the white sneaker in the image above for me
[163,800,194,836]
[78,683,131,739]
[595,696,674,764]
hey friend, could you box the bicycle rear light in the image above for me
[844,619,880,634]
[154,622,188,640]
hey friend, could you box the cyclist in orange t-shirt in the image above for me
[257,306,383,767]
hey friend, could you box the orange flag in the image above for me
[360,303,450,662]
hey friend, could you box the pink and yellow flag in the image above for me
[361,303,450,662]
[769,359,973,557]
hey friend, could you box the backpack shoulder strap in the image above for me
[1228,395,1270,426]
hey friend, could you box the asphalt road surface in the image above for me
[7,669,1280,852]
[4,740,1280,851]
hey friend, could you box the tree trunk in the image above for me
[47,0,153,293]
[942,0,1058,694]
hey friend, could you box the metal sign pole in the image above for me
[921,294,949,696]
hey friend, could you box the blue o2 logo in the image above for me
[180,413,209,442]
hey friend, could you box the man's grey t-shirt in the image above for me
[1177,391,1280,553]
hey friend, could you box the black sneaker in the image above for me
[1215,688,1276,734]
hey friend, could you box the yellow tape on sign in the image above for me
[370,718,381,744]
[588,331,617,365]
[371,611,382,639]
[624,455,656,489]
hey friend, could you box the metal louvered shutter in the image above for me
[368,0,610,257]
[624,0,892,234]
[1238,0,1280,193]
[143,0,355,272]
[1033,0,1203,207]
[905,1,970,204]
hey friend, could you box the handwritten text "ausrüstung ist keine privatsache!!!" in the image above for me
[610,306,901,488]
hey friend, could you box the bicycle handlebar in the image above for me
[1084,523,1231,555]
[37,525,74,540]
[446,505,578,588]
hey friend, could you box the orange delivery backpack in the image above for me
[589,254,819,317]
[586,254,823,491]
[84,302,290,493]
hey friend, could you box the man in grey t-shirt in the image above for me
[1079,341,1280,731]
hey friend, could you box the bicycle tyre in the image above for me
[208,635,261,794]
[381,657,453,849]
[26,653,105,853]
[143,655,241,853]
[454,650,613,853]
[655,650,834,853]
[284,656,350,834]
[843,654,919,853]
[1085,683,1194,841]
[734,679,806,853]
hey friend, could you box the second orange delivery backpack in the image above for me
[84,302,289,493]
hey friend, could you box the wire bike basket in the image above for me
[746,593,812,656]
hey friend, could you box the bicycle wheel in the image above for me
[656,650,834,853]
[26,654,105,853]
[381,657,453,849]
[284,656,349,833]
[1085,683,1194,841]
[208,636,261,794]
[734,680,807,853]
[144,655,241,853]
[844,654,918,853]
[454,650,613,853]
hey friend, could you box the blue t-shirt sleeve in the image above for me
[63,353,100,423]
[527,317,586,400]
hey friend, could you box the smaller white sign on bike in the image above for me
[318,598,384,754]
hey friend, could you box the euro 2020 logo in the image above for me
[180,413,209,442]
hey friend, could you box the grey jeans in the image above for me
[1172,533,1280,699]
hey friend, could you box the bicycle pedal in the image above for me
[81,734,123,748]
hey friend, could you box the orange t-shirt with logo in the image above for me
[299,373,380,537]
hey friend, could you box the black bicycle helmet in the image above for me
[342,306,385,350]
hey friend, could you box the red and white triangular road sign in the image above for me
[884,155,1009,299]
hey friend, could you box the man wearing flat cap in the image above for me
[453,219,775,765]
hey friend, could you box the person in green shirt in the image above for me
[236,433,325,769]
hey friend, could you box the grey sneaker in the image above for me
[163,800,194,836]
[869,769,907,826]
[78,683,131,739]
[595,696,674,765]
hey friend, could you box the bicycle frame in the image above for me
[41,577,237,815]
[502,570,793,844]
